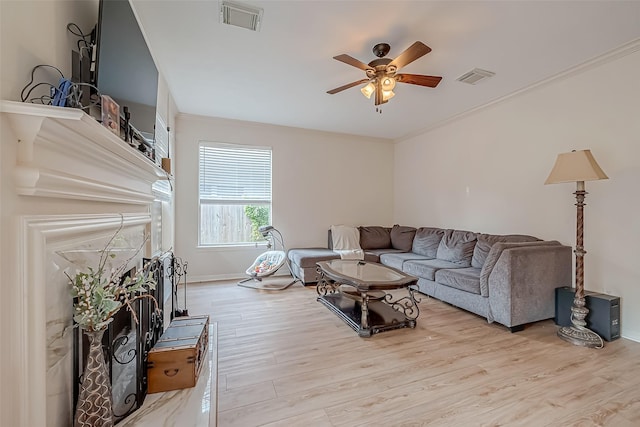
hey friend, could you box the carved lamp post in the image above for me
[545,149,608,348]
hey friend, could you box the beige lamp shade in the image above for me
[545,149,608,184]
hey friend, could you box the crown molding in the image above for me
[397,38,640,143]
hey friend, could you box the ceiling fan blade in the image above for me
[396,73,442,88]
[333,54,373,71]
[388,41,432,70]
[327,79,370,95]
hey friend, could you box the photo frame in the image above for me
[101,95,120,137]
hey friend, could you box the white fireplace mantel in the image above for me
[1,100,168,204]
[1,100,173,426]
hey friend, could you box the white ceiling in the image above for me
[132,0,640,140]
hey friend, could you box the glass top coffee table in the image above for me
[316,260,420,337]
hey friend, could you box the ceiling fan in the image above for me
[327,41,442,107]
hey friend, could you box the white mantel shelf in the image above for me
[1,100,168,204]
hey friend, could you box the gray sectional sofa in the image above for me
[287,225,572,332]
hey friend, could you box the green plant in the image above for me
[67,218,158,332]
[244,205,270,241]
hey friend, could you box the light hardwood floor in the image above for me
[187,278,640,427]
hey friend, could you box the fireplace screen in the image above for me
[73,252,172,423]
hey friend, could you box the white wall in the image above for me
[0,0,98,100]
[175,114,394,282]
[394,45,640,341]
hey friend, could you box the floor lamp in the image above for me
[545,149,608,348]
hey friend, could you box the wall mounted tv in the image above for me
[94,0,158,142]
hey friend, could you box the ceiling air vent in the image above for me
[457,68,495,85]
[219,1,263,32]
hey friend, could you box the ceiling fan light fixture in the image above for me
[328,41,442,108]
[381,76,396,91]
[382,89,395,102]
[361,81,375,99]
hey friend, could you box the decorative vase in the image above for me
[74,328,114,427]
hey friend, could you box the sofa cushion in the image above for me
[287,248,339,268]
[390,225,417,251]
[359,226,391,249]
[435,267,482,295]
[403,259,464,281]
[411,227,445,258]
[379,252,432,271]
[436,229,477,266]
[471,233,539,269]
[363,248,404,263]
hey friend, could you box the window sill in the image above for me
[196,242,270,252]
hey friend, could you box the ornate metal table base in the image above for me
[316,264,419,338]
[317,293,418,337]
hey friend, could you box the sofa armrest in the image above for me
[480,241,563,296]
[486,243,572,327]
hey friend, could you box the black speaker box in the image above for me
[555,286,620,341]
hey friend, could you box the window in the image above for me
[199,142,272,246]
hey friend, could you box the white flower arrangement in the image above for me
[67,220,158,332]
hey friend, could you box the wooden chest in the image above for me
[147,315,209,393]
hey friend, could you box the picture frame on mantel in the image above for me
[100,95,120,137]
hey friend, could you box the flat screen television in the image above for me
[94,0,158,142]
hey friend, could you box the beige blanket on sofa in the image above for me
[330,225,364,260]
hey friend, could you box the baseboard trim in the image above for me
[189,271,290,284]
[622,330,640,343]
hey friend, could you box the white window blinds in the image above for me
[199,143,272,204]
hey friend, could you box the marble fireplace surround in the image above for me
[1,101,168,427]
[28,214,148,426]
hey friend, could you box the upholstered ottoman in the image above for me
[287,248,339,285]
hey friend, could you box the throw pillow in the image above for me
[390,225,417,251]
[358,226,391,249]
[436,229,477,266]
[412,227,445,258]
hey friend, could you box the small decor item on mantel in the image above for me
[69,217,158,427]
[161,157,172,174]
[101,94,120,137]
